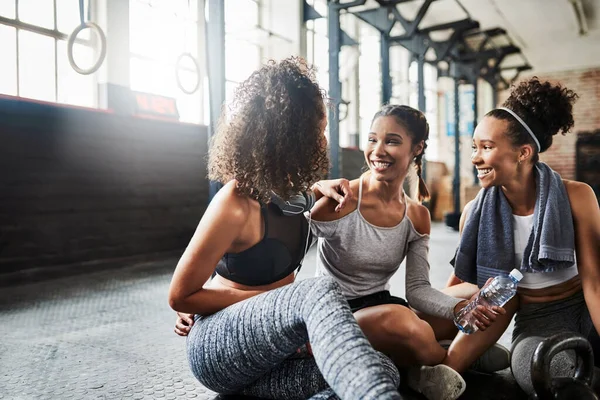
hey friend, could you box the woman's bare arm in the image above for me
[566,181,600,333]
[168,181,263,316]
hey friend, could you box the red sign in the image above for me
[133,92,179,120]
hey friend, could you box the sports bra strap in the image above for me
[259,202,268,238]
[357,175,364,210]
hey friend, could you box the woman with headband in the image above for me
[443,78,600,396]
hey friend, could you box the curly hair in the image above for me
[208,57,329,202]
[371,105,430,202]
[487,77,578,162]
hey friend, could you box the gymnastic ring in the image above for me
[67,22,107,75]
[175,52,201,94]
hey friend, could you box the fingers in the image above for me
[471,305,499,331]
[174,313,195,336]
[175,319,191,333]
[179,313,195,326]
[339,179,352,198]
[491,306,506,315]
[174,327,189,336]
[334,179,352,212]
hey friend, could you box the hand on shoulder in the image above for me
[311,179,360,222]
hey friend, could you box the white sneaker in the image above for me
[407,364,466,400]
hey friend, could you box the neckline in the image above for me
[512,213,534,219]
[357,175,407,230]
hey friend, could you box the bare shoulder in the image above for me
[311,178,360,222]
[563,179,599,218]
[459,197,478,234]
[206,180,251,226]
[406,196,431,235]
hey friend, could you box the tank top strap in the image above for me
[259,202,269,238]
[357,175,364,209]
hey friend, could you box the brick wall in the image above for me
[0,96,209,280]
[498,67,600,180]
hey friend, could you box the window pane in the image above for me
[173,0,198,23]
[176,89,201,124]
[0,0,16,18]
[0,25,17,96]
[56,0,82,34]
[18,31,56,102]
[225,38,260,83]
[130,0,196,61]
[130,56,177,97]
[19,0,54,29]
[57,40,95,107]
[225,0,258,33]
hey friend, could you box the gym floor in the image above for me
[0,223,526,400]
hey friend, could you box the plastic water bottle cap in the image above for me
[509,269,524,282]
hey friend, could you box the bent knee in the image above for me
[309,276,341,292]
[376,305,430,341]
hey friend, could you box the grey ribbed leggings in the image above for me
[511,290,600,396]
[187,276,401,400]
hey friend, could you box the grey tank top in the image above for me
[310,175,461,319]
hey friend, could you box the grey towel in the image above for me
[452,162,575,287]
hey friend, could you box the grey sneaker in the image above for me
[439,340,511,374]
[407,364,466,400]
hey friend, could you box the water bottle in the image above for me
[454,269,524,334]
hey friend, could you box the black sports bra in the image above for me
[214,202,310,286]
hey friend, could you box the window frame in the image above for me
[0,0,96,104]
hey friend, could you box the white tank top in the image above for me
[513,214,578,289]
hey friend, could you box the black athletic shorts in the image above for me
[347,290,409,313]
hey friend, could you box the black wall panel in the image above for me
[0,97,209,279]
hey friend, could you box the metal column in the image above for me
[453,79,461,216]
[491,81,498,108]
[417,54,426,113]
[417,52,426,182]
[381,33,391,105]
[328,1,342,178]
[472,79,478,185]
[207,0,226,200]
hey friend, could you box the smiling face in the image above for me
[471,116,523,188]
[365,116,422,182]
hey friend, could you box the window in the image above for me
[407,61,439,161]
[224,0,263,104]
[129,0,202,124]
[0,25,17,96]
[358,24,381,150]
[0,0,96,107]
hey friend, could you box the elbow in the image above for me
[168,288,207,315]
[168,286,190,313]
[405,289,418,307]
[168,292,184,312]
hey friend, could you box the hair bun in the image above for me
[503,78,578,148]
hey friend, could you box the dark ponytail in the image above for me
[371,105,430,202]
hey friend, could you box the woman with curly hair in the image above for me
[168,57,402,400]
[444,77,600,396]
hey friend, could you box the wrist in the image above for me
[453,299,469,316]
[311,181,324,200]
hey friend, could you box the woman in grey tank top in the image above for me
[310,105,510,400]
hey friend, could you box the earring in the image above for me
[518,159,522,165]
